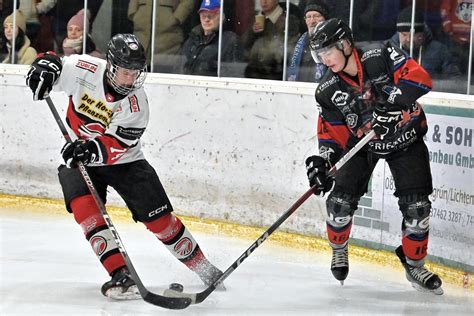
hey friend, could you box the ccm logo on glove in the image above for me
[26,51,63,101]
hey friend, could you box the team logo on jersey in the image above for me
[174,237,193,257]
[76,59,98,73]
[331,91,349,106]
[90,236,107,256]
[319,146,335,161]
[128,95,140,112]
[456,2,472,22]
[346,113,358,128]
[387,47,405,66]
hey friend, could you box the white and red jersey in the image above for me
[53,54,148,165]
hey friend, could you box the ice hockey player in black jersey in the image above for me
[304,19,443,295]
[26,33,224,300]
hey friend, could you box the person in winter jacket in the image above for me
[62,9,103,59]
[2,10,37,65]
[242,0,300,80]
[390,6,461,80]
[287,1,328,82]
[177,0,243,77]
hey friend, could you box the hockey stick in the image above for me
[45,97,192,309]
[164,130,376,305]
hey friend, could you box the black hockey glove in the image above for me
[305,156,334,195]
[61,139,100,168]
[26,51,62,101]
[371,105,404,140]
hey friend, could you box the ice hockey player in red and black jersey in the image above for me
[304,19,443,294]
[25,34,224,299]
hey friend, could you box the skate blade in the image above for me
[339,280,344,286]
[411,283,444,295]
[104,285,141,300]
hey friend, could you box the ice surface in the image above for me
[0,208,472,315]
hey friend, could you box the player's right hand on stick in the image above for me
[26,51,62,101]
[305,156,334,195]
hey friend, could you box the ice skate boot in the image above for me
[196,261,226,291]
[395,246,443,295]
[331,243,349,285]
[101,267,141,300]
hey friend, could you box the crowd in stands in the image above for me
[0,0,472,93]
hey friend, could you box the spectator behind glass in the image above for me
[288,1,328,82]
[441,0,472,45]
[63,9,103,58]
[2,10,37,64]
[128,0,194,72]
[1,0,19,56]
[36,0,104,54]
[390,6,461,80]
[177,0,243,77]
[441,0,472,74]
[242,0,300,80]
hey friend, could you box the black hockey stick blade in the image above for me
[45,97,191,309]
[142,290,192,309]
[163,130,376,305]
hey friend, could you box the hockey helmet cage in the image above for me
[106,33,147,95]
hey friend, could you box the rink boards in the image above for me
[0,64,472,288]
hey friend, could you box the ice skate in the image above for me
[196,262,226,291]
[101,267,141,300]
[331,243,349,285]
[395,246,443,295]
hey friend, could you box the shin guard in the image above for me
[326,192,357,248]
[71,195,126,275]
[144,213,210,271]
[399,194,431,264]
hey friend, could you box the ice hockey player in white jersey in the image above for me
[26,33,224,300]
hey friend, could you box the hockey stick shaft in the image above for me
[167,130,375,304]
[45,97,191,309]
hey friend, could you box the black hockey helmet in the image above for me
[309,18,354,63]
[106,33,147,95]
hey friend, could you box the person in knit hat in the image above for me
[62,9,103,59]
[389,6,461,81]
[2,10,37,64]
[287,0,329,82]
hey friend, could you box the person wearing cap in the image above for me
[2,10,37,65]
[177,0,243,77]
[389,6,461,81]
[287,1,329,82]
[62,9,103,59]
[128,0,193,72]
[242,0,300,80]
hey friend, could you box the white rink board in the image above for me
[0,65,472,270]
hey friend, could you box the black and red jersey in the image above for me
[314,42,432,164]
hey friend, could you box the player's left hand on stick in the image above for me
[305,155,334,195]
[61,139,100,168]
[26,51,62,101]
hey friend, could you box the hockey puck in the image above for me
[169,282,184,293]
